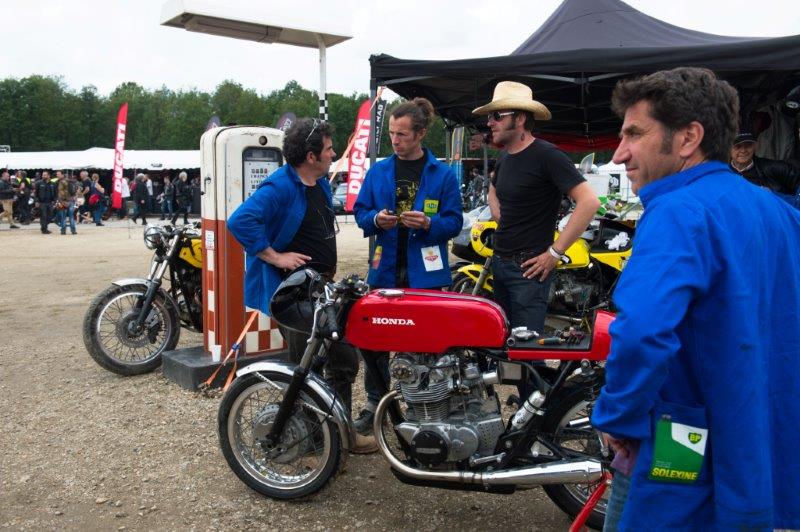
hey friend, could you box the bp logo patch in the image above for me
[688,432,703,444]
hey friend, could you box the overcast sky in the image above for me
[3,0,799,98]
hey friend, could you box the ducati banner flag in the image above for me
[111,103,128,210]
[345,98,372,212]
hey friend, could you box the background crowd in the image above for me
[0,168,200,233]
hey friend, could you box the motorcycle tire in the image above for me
[450,272,492,298]
[218,372,342,500]
[82,284,180,375]
[541,383,609,531]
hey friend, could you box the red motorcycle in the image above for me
[218,270,612,529]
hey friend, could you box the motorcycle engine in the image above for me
[548,270,598,313]
[390,353,505,467]
[176,264,203,322]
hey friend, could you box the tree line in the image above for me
[0,76,456,160]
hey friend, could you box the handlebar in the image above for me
[323,304,340,341]
[311,274,369,341]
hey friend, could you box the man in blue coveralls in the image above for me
[227,118,375,453]
[352,97,463,434]
[592,67,800,530]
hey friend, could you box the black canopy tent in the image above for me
[369,0,800,152]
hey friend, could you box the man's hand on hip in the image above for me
[521,251,559,281]
[258,247,310,270]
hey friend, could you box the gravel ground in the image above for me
[0,217,572,531]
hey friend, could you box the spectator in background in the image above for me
[131,173,149,225]
[118,176,131,219]
[145,173,154,215]
[36,170,57,234]
[160,175,174,220]
[16,170,33,225]
[55,170,77,235]
[729,131,800,207]
[171,171,191,225]
[78,170,92,223]
[0,170,20,229]
[89,173,106,226]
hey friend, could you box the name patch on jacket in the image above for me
[423,199,439,216]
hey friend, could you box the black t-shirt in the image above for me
[394,155,425,285]
[82,178,92,201]
[285,182,337,277]
[492,139,585,255]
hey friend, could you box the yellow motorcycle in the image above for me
[450,216,633,319]
[83,223,204,375]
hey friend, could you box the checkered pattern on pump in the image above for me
[245,307,285,353]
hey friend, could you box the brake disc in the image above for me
[252,404,312,464]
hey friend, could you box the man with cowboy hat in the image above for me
[473,81,599,352]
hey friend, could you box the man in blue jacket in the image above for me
[592,67,800,530]
[352,97,463,433]
[227,119,374,453]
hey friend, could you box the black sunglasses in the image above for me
[486,111,515,122]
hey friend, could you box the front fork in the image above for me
[263,335,323,447]
[133,239,178,332]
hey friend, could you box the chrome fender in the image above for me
[236,361,354,464]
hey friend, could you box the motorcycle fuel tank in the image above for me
[345,289,508,353]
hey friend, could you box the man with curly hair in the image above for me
[592,67,800,530]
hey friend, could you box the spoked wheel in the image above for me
[218,372,341,499]
[542,384,609,531]
[83,284,179,375]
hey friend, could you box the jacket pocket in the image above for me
[642,400,711,485]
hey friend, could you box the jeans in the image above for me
[280,326,359,418]
[57,201,76,234]
[18,197,31,223]
[93,202,106,224]
[491,255,553,332]
[39,202,53,232]
[133,200,147,224]
[171,202,190,225]
[161,198,173,217]
[363,350,391,410]
[603,472,631,532]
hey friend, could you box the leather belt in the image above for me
[494,249,540,267]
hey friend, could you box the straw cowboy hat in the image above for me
[472,81,551,120]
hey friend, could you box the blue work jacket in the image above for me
[227,164,333,315]
[353,149,462,288]
[591,161,800,530]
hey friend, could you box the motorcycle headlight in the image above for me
[143,225,163,250]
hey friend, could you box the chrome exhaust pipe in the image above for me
[374,391,603,487]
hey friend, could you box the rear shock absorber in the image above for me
[579,360,603,403]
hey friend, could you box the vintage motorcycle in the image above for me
[451,214,633,321]
[83,223,203,375]
[218,269,612,529]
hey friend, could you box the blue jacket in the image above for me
[353,149,462,288]
[227,164,333,315]
[591,162,800,530]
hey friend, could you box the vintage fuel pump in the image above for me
[200,126,287,360]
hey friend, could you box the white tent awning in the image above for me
[0,147,201,171]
